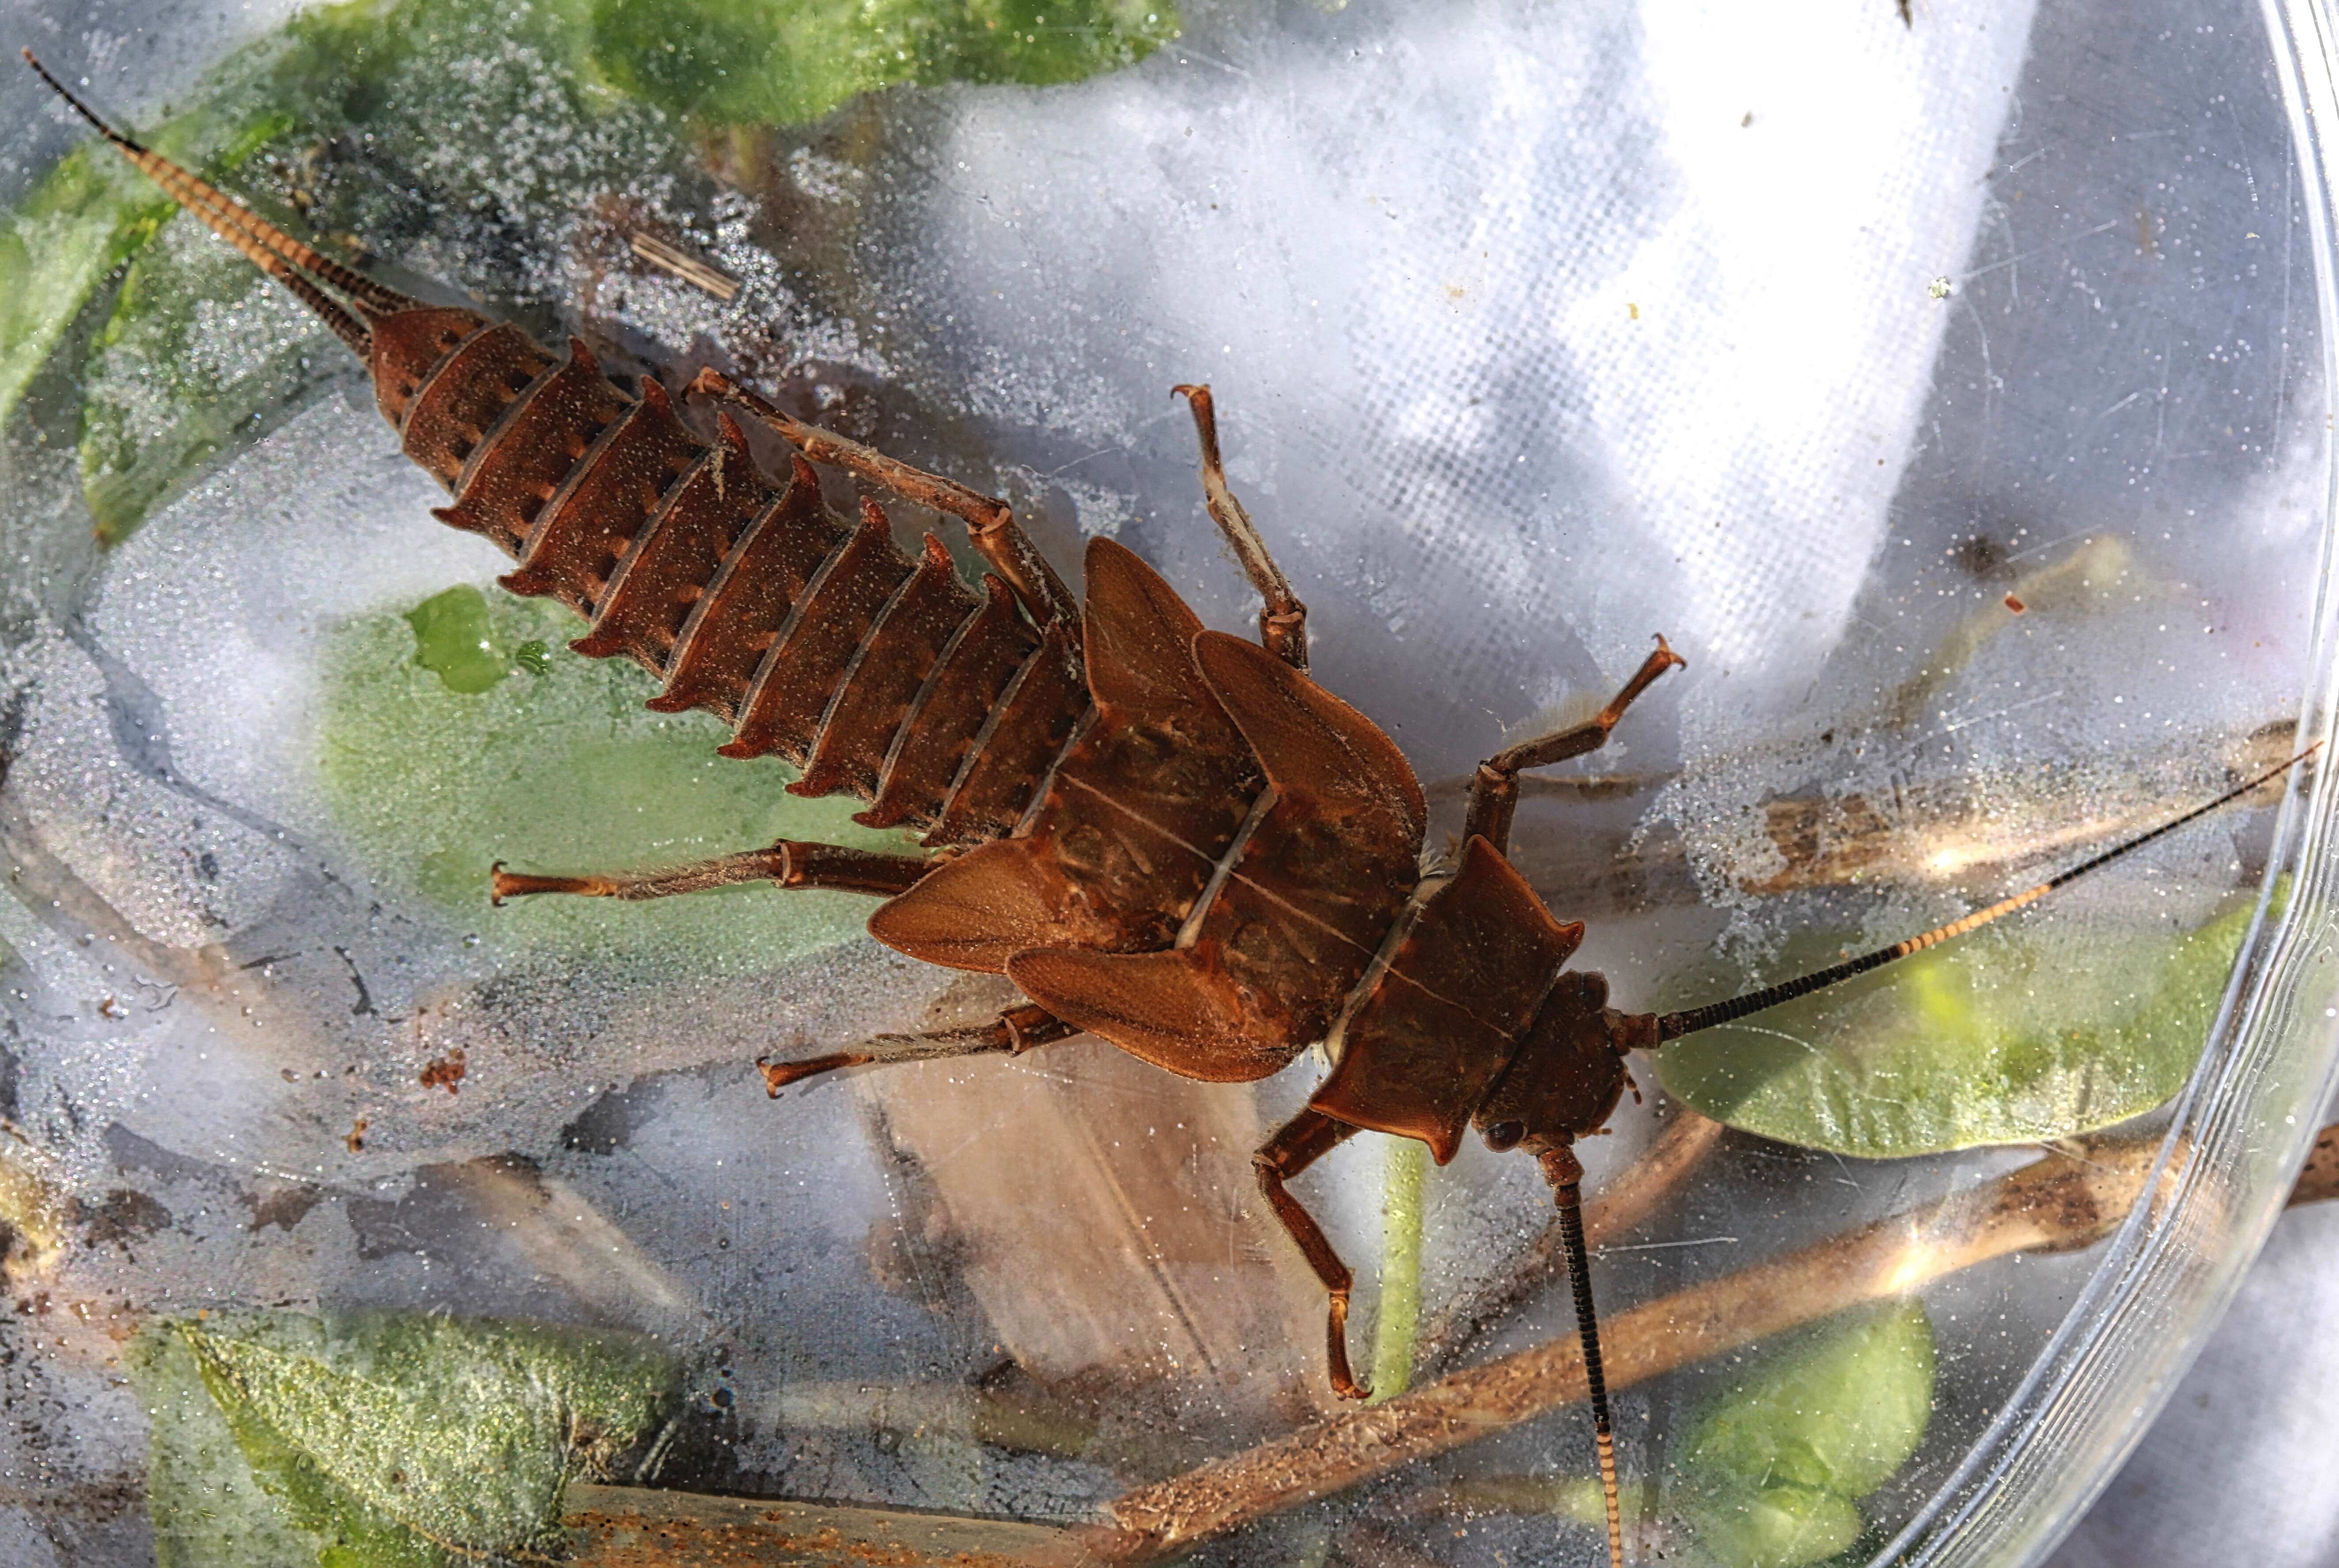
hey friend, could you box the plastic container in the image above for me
[0,0,2335,1563]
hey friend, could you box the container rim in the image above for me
[1873,2,2339,1558]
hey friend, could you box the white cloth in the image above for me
[909,0,2039,752]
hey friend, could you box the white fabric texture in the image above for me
[913,0,2041,739]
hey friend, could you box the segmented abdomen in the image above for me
[371,308,1086,846]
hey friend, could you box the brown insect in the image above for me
[28,54,2313,1568]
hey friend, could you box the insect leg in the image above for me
[760,1002,1075,1090]
[1463,638,1684,854]
[1541,1140,1625,1568]
[689,370,1077,633]
[1253,1107,1370,1400]
[1172,385,1309,672]
[490,841,933,903]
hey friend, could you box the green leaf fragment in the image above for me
[129,1311,677,1568]
[79,185,336,546]
[139,1325,325,1568]
[1675,1300,1936,1568]
[320,586,908,966]
[0,96,286,433]
[587,0,1180,127]
[21,0,1181,537]
[1681,1300,1935,1500]
[1654,893,2262,1157]
[402,585,511,694]
[1680,1485,1864,1568]
[1450,1305,1932,1567]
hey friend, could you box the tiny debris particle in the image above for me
[1741,111,1753,127]
[2004,594,2026,613]
[1628,302,1640,320]
[628,230,742,302]
[345,1118,368,1154]
[420,1048,468,1095]
[1928,276,1954,300]
[98,996,126,1020]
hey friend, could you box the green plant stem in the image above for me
[1368,1136,1429,1402]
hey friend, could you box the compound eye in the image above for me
[1484,1121,1525,1152]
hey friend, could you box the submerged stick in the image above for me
[626,230,742,301]
[763,1381,1196,1480]
[555,1126,2336,1566]
[562,1484,1093,1567]
[1489,722,2302,917]
[1079,1136,2165,1563]
[1416,1108,1726,1373]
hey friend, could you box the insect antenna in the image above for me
[20,49,417,356]
[1657,743,2321,1042]
[1541,1145,1625,1568]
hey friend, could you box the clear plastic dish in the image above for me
[1,0,2336,1563]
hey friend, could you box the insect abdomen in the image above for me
[380,311,1087,845]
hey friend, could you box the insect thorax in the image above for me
[1309,835,1593,1163]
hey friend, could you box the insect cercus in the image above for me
[25,51,2313,1568]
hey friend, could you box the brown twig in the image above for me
[1077,1137,2165,1563]
[627,231,742,301]
[556,1123,2338,1566]
[562,1484,1092,1566]
[1491,721,2299,917]
[764,1381,1197,1480]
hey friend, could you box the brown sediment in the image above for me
[419,1048,467,1095]
[344,1118,368,1154]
